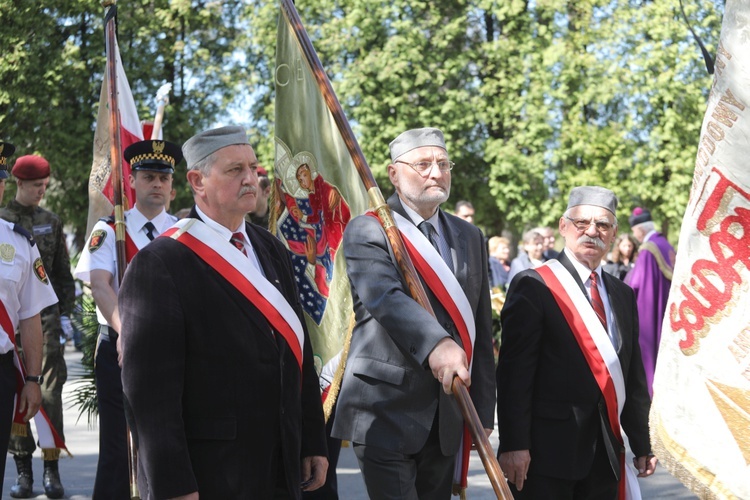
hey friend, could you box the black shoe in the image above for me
[43,460,65,499]
[9,455,33,499]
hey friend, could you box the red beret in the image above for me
[12,155,50,180]
[257,166,268,177]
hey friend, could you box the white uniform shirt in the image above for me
[74,207,177,326]
[0,219,58,353]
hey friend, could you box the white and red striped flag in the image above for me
[85,39,142,238]
[650,1,750,497]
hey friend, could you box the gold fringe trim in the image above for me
[640,241,674,280]
[11,422,28,437]
[451,484,467,498]
[42,448,61,461]
[269,176,281,237]
[651,410,738,499]
[322,312,355,422]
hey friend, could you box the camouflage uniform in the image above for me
[0,199,73,460]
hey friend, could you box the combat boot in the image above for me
[9,455,33,498]
[43,460,65,499]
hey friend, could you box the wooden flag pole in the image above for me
[279,1,511,497]
[102,2,140,498]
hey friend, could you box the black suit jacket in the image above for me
[332,195,496,455]
[496,251,650,480]
[120,208,326,499]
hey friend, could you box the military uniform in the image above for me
[0,200,73,458]
[0,219,58,491]
[2,154,74,498]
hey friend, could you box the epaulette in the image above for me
[12,223,36,247]
[99,215,116,224]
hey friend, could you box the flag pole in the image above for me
[279,1,510,497]
[102,1,140,498]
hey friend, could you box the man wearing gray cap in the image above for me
[497,186,657,499]
[332,127,495,498]
[119,126,327,499]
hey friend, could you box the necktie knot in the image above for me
[230,232,247,256]
[144,221,156,241]
[418,221,434,240]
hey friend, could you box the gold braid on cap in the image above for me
[130,152,176,167]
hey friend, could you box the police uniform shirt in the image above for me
[0,219,58,354]
[74,207,177,326]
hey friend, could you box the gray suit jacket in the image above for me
[332,194,495,456]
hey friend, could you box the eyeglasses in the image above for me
[564,216,614,233]
[395,159,454,176]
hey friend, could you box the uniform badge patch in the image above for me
[0,243,15,263]
[88,229,107,253]
[33,257,49,284]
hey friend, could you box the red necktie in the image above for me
[590,271,608,331]
[230,232,248,256]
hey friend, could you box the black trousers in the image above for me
[0,351,17,492]
[92,331,129,500]
[511,431,619,500]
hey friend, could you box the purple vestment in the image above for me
[625,232,675,397]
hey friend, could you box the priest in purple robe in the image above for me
[625,207,676,397]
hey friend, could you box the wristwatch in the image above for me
[25,374,44,384]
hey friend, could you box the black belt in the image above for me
[98,325,119,343]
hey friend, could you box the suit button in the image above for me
[444,322,453,331]
[409,345,417,354]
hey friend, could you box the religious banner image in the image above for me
[274,7,369,381]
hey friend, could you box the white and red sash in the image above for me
[536,260,640,500]
[162,219,305,372]
[373,211,477,490]
[0,298,69,455]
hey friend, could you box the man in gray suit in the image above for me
[332,127,495,499]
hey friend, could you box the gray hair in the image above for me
[189,151,219,176]
[633,220,655,232]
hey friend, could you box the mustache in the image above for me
[577,235,606,250]
[239,186,257,196]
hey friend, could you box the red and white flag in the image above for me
[650,1,750,497]
[85,39,142,238]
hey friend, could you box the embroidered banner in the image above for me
[273,9,368,389]
[650,1,750,497]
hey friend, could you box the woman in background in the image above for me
[488,236,512,291]
[603,232,639,280]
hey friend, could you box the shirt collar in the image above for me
[563,247,604,285]
[195,205,248,242]
[644,230,657,243]
[399,197,443,238]
[127,207,169,235]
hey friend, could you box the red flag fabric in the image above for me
[85,39,143,238]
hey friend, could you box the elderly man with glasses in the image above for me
[497,186,657,499]
[332,127,495,499]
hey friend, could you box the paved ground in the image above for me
[3,347,698,498]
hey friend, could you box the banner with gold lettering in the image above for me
[272,6,368,415]
[650,1,750,497]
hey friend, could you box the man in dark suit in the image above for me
[120,126,327,500]
[332,127,495,499]
[497,186,657,499]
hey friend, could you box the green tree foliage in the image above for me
[1,0,251,247]
[2,0,723,245]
